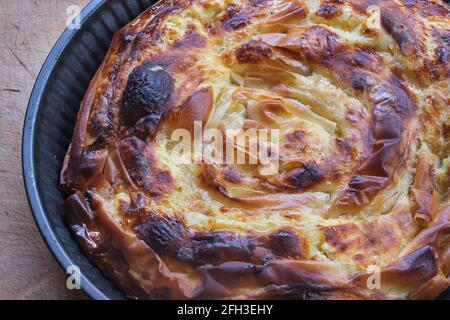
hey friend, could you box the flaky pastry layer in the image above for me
[61,0,450,299]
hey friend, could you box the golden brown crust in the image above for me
[61,0,449,299]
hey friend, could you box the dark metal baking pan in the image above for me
[23,0,156,300]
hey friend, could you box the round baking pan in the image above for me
[22,0,450,300]
[23,0,156,300]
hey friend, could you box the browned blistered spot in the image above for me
[118,136,173,197]
[443,123,450,140]
[285,130,306,149]
[316,0,344,19]
[382,5,422,56]
[173,26,207,49]
[249,0,273,6]
[287,164,324,190]
[137,214,192,259]
[116,31,136,53]
[270,27,384,84]
[222,166,243,184]
[434,29,450,58]
[402,0,450,18]
[350,0,449,80]
[236,40,273,64]
[335,137,353,155]
[268,229,307,259]
[349,1,427,56]
[222,4,249,30]
[428,29,450,79]
[435,45,449,65]
[321,222,400,264]
[142,0,193,36]
[322,225,354,252]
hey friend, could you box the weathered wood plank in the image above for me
[0,0,89,300]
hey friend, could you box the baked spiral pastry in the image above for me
[61,0,450,299]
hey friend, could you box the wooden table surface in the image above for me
[0,0,89,300]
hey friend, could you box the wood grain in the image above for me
[0,0,89,300]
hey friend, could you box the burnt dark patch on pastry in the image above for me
[63,194,171,299]
[236,40,273,64]
[137,215,268,265]
[288,164,324,189]
[349,72,375,91]
[443,123,450,140]
[432,29,450,76]
[194,231,268,265]
[329,48,382,90]
[137,215,309,266]
[268,229,306,259]
[132,114,163,139]
[118,136,173,197]
[122,62,174,128]
[192,232,266,265]
[115,31,136,53]
[292,26,340,62]
[199,259,344,299]
[62,193,101,252]
[435,45,449,64]
[137,214,192,258]
[381,5,419,56]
